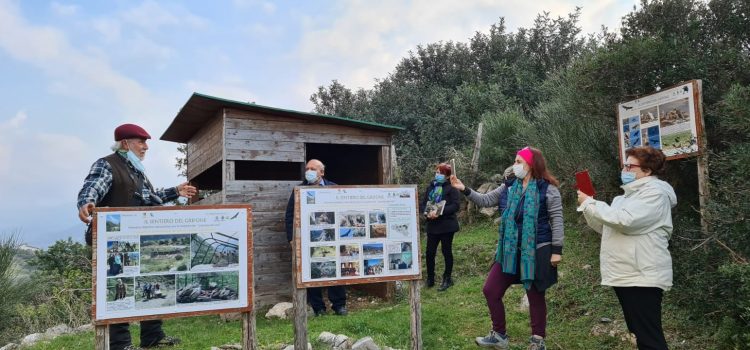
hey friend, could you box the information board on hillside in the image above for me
[294,186,421,288]
[92,205,252,324]
[617,80,704,162]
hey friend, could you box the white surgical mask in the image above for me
[126,150,146,173]
[512,164,528,179]
[305,170,319,183]
[621,171,636,185]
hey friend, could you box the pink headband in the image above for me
[517,147,534,165]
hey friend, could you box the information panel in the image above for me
[294,186,420,288]
[92,205,252,324]
[616,80,704,162]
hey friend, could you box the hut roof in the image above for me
[161,92,403,142]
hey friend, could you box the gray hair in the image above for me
[110,141,125,152]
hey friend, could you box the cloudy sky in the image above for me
[0,0,635,247]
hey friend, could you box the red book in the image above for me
[575,170,596,197]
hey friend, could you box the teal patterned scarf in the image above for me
[496,179,540,289]
[428,182,444,202]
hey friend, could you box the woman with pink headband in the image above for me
[451,146,563,350]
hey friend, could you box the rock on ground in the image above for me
[75,324,94,333]
[20,333,50,347]
[0,343,19,350]
[351,337,380,350]
[266,302,294,319]
[281,342,312,350]
[45,324,73,337]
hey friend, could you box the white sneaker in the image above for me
[475,330,509,349]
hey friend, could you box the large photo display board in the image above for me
[617,80,703,162]
[295,186,420,287]
[93,205,252,324]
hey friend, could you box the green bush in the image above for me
[0,233,33,344]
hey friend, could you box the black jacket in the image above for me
[284,178,337,242]
[419,181,460,235]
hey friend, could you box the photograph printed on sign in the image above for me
[362,243,384,257]
[659,98,697,156]
[140,234,191,274]
[639,106,659,125]
[310,245,336,259]
[339,244,360,260]
[134,274,176,309]
[106,214,121,232]
[389,252,413,271]
[310,228,336,242]
[309,212,335,225]
[340,261,360,277]
[311,261,337,279]
[106,277,135,311]
[368,210,387,224]
[369,224,387,238]
[106,238,139,277]
[338,211,366,227]
[364,258,384,276]
[176,271,239,304]
[190,232,240,272]
[339,227,366,239]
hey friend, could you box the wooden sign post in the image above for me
[91,205,255,350]
[291,185,423,349]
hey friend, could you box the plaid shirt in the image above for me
[77,153,179,209]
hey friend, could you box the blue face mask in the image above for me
[126,150,146,173]
[305,170,319,183]
[435,173,446,183]
[621,171,636,185]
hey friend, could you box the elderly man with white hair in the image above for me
[77,123,195,350]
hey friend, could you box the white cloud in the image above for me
[291,0,632,107]
[92,17,121,42]
[50,2,78,16]
[233,0,276,14]
[121,1,207,32]
[0,0,155,112]
[185,78,257,104]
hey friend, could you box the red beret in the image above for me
[114,124,151,141]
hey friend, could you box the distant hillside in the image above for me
[12,244,39,278]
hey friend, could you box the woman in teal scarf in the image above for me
[452,147,564,350]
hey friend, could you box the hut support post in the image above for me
[95,325,109,350]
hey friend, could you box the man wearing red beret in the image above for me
[77,123,196,350]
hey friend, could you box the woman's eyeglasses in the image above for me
[623,163,641,171]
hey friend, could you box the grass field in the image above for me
[25,222,711,349]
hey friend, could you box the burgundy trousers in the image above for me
[482,262,547,337]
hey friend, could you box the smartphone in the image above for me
[575,170,596,197]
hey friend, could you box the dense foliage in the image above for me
[311,0,750,346]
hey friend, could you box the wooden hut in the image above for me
[161,93,402,306]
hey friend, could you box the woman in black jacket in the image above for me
[419,163,460,291]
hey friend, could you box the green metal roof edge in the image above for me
[193,92,405,131]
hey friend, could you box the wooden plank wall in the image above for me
[222,109,393,306]
[187,112,223,180]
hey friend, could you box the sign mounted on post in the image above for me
[293,185,421,288]
[616,80,704,162]
[92,205,252,325]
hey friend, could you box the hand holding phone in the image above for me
[575,170,596,197]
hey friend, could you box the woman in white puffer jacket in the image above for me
[577,146,676,350]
